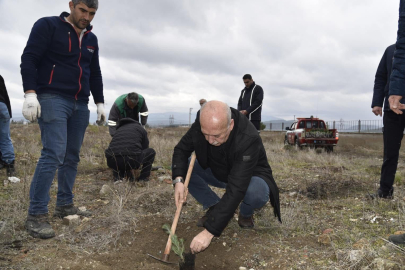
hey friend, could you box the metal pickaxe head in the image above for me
[147,253,178,265]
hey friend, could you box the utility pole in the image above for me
[189,108,193,127]
[169,114,174,126]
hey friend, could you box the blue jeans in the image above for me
[28,94,89,215]
[0,102,14,164]
[188,159,270,217]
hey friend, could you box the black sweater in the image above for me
[105,118,148,157]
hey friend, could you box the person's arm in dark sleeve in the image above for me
[390,0,405,97]
[172,124,196,180]
[246,86,263,114]
[142,129,149,150]
[139,100,148,126]
[237,91,243,111]
[372,48,388,108]
[108,103,120,136]
[89,40,104,104]
[203,139,260,236]
[21,18,53,92]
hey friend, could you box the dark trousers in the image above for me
[188,159,269,217]
[380,111,405,193]
[106,148,156,181]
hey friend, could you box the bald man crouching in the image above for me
[172,101,281,254]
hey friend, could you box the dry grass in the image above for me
[1,126,405,269]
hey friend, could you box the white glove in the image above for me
[22,93,41,122]
[96,103,106,125]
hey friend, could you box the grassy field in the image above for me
[0,124,404,269]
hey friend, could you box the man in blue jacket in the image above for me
[370,44,399,199]
[20,0,105,239]
[237,74,264,131]
[387,0,405,247]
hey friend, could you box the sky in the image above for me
[0,0,400,122]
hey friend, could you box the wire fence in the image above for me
[11,117,385,133]
[265,119,384,133]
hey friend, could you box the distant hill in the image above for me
[262,120,294,131]
[147,112,286,127]
[11,112,198,126]
[146,112,197,126]
[12,112,286,127]
[261,115,284,122]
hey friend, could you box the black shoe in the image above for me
[388,233,405,246]
[5,160,15,177]
[53,204,92,218]
[238,213,254,229]
[197,205,216,227]
[25,214,55,239]
[378,187,394,199]
[366,187,394,200]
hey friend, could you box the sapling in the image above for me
[162,223,185,261]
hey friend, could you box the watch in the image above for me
[172,177,184,187]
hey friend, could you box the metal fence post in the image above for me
[270,123,272,131]
[282,123,284,131]
[358,120,361,133]
[333,121,335,129]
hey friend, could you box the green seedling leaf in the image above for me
[162,223,185,261]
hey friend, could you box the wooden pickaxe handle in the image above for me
[162,154,196,261]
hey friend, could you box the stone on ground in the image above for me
[63,215,81,226]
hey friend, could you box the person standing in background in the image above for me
[370,44,398,199]
[199,99,207,107]
[385,0,405,247]
[237,74,263,131]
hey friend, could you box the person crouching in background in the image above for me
[105,118,155,182]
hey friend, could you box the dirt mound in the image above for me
[306,176,360,199]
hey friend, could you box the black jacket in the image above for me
[172,108,281,237]
[105,118,148,157]
[390,0,405,97]
[371,44,405,111]
[0,75,12,118]
[237,82,263,121]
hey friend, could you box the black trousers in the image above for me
[380,111,405,193]
[106,148,156,181]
